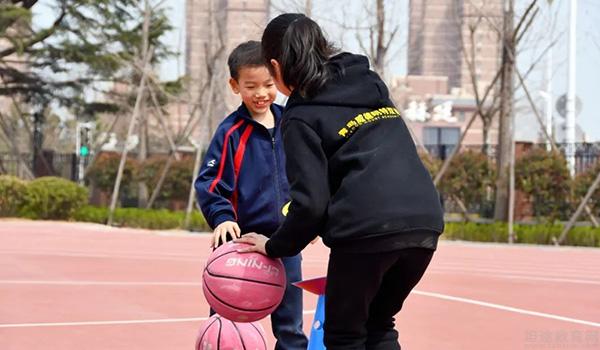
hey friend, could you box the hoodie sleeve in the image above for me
[194,126,237,229]
[265,118,328,257]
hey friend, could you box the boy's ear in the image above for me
[229,77,239,94]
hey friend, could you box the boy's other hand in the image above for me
[212,221,241,248]
[235,233,268,255]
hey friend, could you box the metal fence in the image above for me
[0,153,32,178]
[0,151,78,180]
[424,142,600,175]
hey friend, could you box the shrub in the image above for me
[73,205,109,224]
[515,149,571,221]
[137,156,194,204]
[418,152,441,178]
[439,150,496,211]
[87,153,139,195]
[22,177,88,220]
[0,175,28,217]
[73,205,210,231]
[573,161,600,215]
[443,221,600,247]
[443,221,508,242]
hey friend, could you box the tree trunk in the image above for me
[482,119,490,156]
[137,101,149,208]
[494,0,515,221]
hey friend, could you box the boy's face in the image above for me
[229,66,277,117]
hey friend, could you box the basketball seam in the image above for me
[231,322,247,350]
[204,281,278,313]
[250,322,267,350]
[206,250,239,269]
[204,268,285,288]
[197,317,219,350]
[216,316,222,350]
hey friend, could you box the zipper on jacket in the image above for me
[272,136,283,222]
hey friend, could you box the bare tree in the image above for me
[144,0,227,210]
[107,0,154,226]
[270,0,313,16]
[455,1,503,153]
[494,0,518,222]
[349,0,400,80]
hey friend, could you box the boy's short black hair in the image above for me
[227,40,265,80]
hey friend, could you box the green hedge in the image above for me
[444,222,600,247]
[0,175,29,217]
[0,176,88,220]
[73,205,209,231]
[21,177,89,220]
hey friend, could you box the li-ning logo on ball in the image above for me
[225,257,280,277]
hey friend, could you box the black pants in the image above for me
[323,247,434,350]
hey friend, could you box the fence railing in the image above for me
[423,142,600,175]
[0,151,78,180]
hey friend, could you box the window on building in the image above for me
[423,127,460,160]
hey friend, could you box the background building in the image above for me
[400,0,503,150]
[185,0,269,143]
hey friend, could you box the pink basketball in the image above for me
[202,242,286,322]
[195,314,267,350]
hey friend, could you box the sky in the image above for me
[33,0,600,142]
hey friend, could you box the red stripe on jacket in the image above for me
[208,119,245,193]
[231,124,254,213]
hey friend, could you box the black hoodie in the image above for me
[265,53,444,258]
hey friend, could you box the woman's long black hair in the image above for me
[261,13,337,98]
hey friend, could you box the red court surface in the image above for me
[1,219,599,349]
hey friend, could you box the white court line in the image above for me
[430,266,600,281]
[3,269,600,287]
[0,249,203,259]
[0,280,202,286]
[428,269,600,286]
[0,250,203,262]
[437,262,600,275]
[0,310,316,328]
[412,290,600,328]
[3,290,600,329]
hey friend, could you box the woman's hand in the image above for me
[235,233,269,256]
[212,221,241,248]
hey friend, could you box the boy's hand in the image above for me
[235,233,268,255]
[212,221,241,248]
[310,236,320,244]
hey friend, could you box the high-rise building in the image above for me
[394,0,503,150]
[408,0,503,95]
[185,0,269,143]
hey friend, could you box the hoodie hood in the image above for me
[285,52,391,110]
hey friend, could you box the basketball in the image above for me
[195,314,267,350]
[202,242,286,322]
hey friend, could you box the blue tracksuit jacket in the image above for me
[194,103,289,235]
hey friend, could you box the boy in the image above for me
[194,41,307,350]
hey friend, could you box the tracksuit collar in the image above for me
[236,103,283,128]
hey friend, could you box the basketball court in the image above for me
[1,220,599,349]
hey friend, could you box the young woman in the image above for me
[236,13,444,350]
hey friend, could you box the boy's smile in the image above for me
[229,66,277,118]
